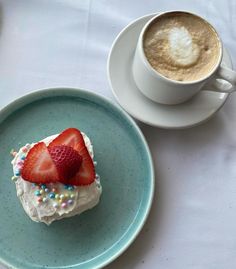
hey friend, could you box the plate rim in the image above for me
[0,87,155,269]
[107,13,231,129]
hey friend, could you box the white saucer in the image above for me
[107,14,233,129]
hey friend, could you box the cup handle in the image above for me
[202,65,236,93]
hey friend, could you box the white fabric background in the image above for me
[0,0,236,268]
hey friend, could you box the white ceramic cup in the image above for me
[132,11,236,105]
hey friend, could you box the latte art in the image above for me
[168,27,200,67]
[143,12,221,82]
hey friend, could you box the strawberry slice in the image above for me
[48,145,82,183]
[49,128,86,153]
[69,147,95,186]
[21,142,59,183]
[48,128,95,186]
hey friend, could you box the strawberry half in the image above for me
[48,145,82,183]
[21,142,59,183]
[48,128,95,186]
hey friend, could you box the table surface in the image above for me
[1,0,236,268]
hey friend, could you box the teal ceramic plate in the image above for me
[0,88,154,269]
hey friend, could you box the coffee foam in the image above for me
[168,27,200,67]
[143,13,221,82]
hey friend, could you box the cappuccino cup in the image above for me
[132,11,236,105]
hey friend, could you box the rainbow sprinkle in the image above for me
[61,202,67,208]
[53,203,58,208]
[35,190,41,196]
[49,193,55,199]
[11,176,18,182]
[22,147,28,153]
[10,149,17,157]
[32,183,77,209]
[68,199,73,205]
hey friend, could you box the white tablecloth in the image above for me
[1,1,236,268]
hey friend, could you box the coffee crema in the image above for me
[143,12,221,82]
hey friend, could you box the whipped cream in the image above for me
[11,133,102,225]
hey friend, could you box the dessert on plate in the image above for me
[11,128,102,225]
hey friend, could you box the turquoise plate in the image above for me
[0,88,154,269]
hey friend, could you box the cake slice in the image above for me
[11,128,102,225]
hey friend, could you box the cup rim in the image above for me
[139,10,223,85]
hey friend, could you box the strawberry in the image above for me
[69,147,95,186]
[49,128,95,185]
[21,142,59,183]
[48,145,82,183]
[49,128,86,153]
